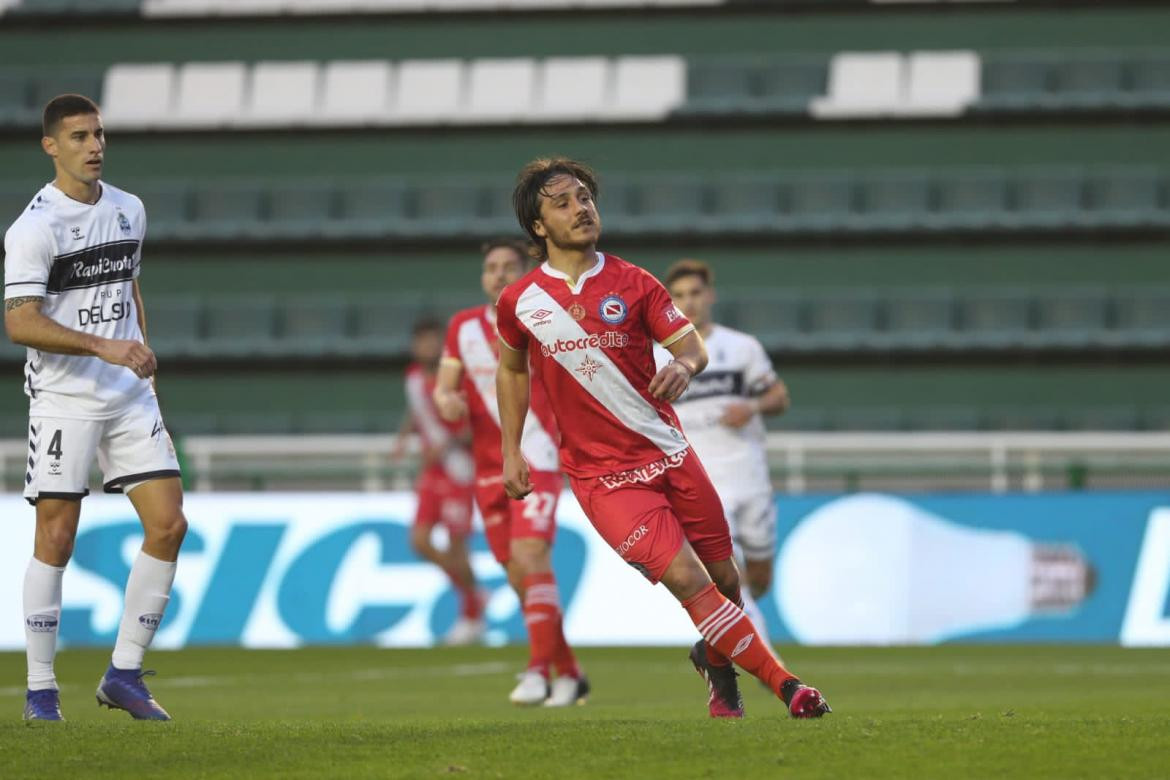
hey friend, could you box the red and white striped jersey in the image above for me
[496,252,695,478]
[441,303,560,477]
[403,362,474,484]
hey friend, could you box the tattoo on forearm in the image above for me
[5,296,43,312]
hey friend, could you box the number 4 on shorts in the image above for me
[47,429,63,459]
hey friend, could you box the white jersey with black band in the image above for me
[3,181,154,419]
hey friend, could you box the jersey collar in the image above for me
[540,252,605,295]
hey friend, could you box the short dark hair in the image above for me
[480,237,536,267]
[512,157,599,257]
[411,315,443,337]
[42,94,100,137]
[664,258,714,289]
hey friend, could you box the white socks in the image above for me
[24,557,65,691]
[111,551,177,671]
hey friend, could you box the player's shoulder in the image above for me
[448,302,488,328]
[709,323,765,352]
[4,187,56,246]
[99,181,145,215]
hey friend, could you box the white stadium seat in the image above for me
[171,62,248,128]
[318,61,394,125]
[393,59,464,123]
[810,51,905,118]
[463,59,536,122]
[101,63,175,130]
[903,50,981,117]
[607,56,686,120]
[534,57,610,121]
[244,61,320,126]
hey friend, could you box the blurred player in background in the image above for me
[653,259,789,648]
[394,317,482,645]
[433,239,586,707]
[4,95,185,721]
[497,157,828,719]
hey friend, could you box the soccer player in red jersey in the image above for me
[395,317,482,645]
[433,239,586,707]
[495,158,830,719]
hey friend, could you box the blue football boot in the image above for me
[96,666,172,721]
[24,688,64,721]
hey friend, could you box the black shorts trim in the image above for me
[103,469,182,494]
[26,490,90,506]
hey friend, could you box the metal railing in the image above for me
[2,431,1168,494]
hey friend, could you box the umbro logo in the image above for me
[529,309,553,327]
[730,634,754,658]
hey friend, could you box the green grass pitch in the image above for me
[1,645,1165,778]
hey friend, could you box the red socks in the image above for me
[683,583,795,699]
[521,572,578,679]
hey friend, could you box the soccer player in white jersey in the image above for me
[653,259,790,646]
[4,95,186,721]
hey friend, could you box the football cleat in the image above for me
[508,670,550,706]
[96,666,172,721]
[543,674,590,707]
[781,679,831,719]
[442,616,486,646]
[23,689,64,721]
[689,640,744,719]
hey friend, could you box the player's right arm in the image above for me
[3,222,155,378]
[495,288,533,500]
[433,316,469,422]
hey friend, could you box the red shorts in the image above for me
[474,470,562,564]
[414,467,474,538]
[568,449,733,584]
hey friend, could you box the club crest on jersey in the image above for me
[599,295,628,324]
[568,302,586,321]
[117,212,132,235]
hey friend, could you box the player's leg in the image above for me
[665,455,829,718]
[94,404,184,720]
[438,491,485,645]
[22,417,98,722]
[412,480,481,636]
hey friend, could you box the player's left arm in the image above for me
[649,330,707,402]
[497,341,533,500]
[132,279,148,344]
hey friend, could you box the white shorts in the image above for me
[24,397,181,505]
[724,492,777,562]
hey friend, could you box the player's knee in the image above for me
[713,566,741,603]
[146,511,188,550]
[36,524,76,564]
[509,538,550,575]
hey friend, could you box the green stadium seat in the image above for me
[408,182,483,238]
[758,59,828,114]
[784,176,855,233]
[958,292,1034,349]
[590,179,637,234]
[704,178,783,233]
[144,295,202,358]
[830,406,905,432]
[774,407,830,431]
[856,175,933,232]
[725,292,803,352]
[298,411,379,434]
[213,412,295,436]
[474,182,519,236]
[30,70,103,110]
[1010,171,1085,229]
[350,296,422,357]
[277,296,350,357]
[257,183,336,240]
[803,294,877,351]
[983,406,1063,431]
[1068,405,1142,431]
[978,57,1053,111]
[198,296,278,358]
[628,178,706,234]
[133,183,189,239]
[1110,290,1170,348]
[880,291,956,350]
[930,172,1010,230]
[681,59,756,116]
[183,184,265,240]
[1035,290,1109,348]
[1085,170,1165,228]
[1126,56,1170,108]
[0,72,33,127]
[332,181,409,239]
[1054,59,1126,109]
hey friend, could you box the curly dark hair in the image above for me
[512,157,599,257]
